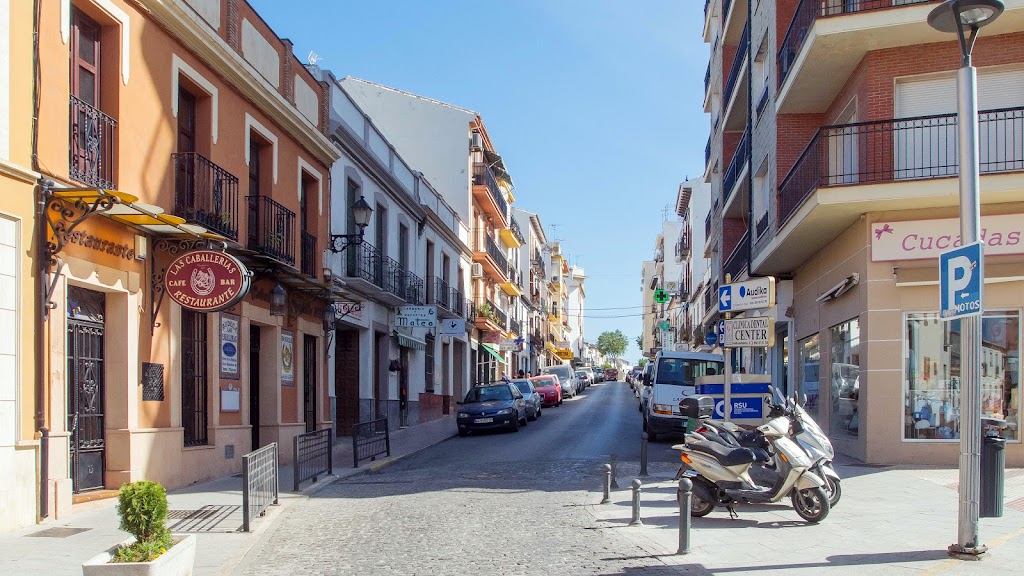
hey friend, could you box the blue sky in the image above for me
[250,0,708,360]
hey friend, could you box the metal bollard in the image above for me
[677,478,692,555]
[640,432,649,477]
[630,479,643,526]
[601,464,612,504]
[610,454,620,489]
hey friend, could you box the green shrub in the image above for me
[112,481,173,563]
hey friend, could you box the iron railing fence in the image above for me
[723,231,749,282]
[465,298,476,320]
[724,25,749,106]
[705,210,712,239]
[704,63,711,96]
[346,240,383,286]
[510,317,522,336]
[300,230,317,276]
[779,0,937,87]
[487,298,507,329]
[510,217,526,244]
[705,136,712,168]
[450,287,465,317]
[173,152,239,240]
[486,235,509,273]
[405,271,424,305]
[69,95,117,189]
[246,195,295,265]
[778,107,1024,226]
[703,280,719,313]
[242,442,279,532]
[293,428,331,492]
[382,255,408,301]
[352,418,390,468]
[434,277,453,311]
[723,128,750,203]
[472,162,508,220]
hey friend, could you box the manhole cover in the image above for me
[27,527,91,538]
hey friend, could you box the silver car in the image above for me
[511,379,543,420]
[542,365,577,398]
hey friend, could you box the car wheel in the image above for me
[458,429,469,437]
[528,408,537,421]
[520,411,528,427]
[648,429,658,442]
[536,407,541,418]
[510,414,520,432]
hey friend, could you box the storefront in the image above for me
[791,205,1024,465]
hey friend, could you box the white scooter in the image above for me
[673,396,831,523]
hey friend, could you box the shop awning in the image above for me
[395,330,426,350]
[480,343,508,365]
[48,188,227,240]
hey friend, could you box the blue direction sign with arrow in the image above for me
[940,241,983,320]
[718,277,775,312]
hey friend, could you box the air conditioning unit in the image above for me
[471,263,484,278]
[470,132,482,150]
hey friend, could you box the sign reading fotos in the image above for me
[220,313,240,379]
[281,331,295,386]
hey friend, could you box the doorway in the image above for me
[375,331,388,420]
[399,347,409,427]
[249,325,261,450]
[453,341,465,403]
[335,329,360,435]
[66,286,106,493]
[303,334,317,433]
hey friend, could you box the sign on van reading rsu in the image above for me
[164,250,251,312]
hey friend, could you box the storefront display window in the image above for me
[798,335,821,423]
[904,311,1020,441]
[830,319,860,437]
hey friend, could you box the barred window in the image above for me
[425,334,435,393]
[181,310,208,446]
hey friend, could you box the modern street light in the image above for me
[327,195,374,254]
[927,0,1004,557]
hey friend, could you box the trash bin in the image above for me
[980,422,1006,518]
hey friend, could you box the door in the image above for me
[399,347,410,427]
[303,334,317,433]
[69,10,103,182]
[453,341,465,403]
[335,330,361,435]
[375,331,388,420]
[66,286,106,493]
[250,325,261,450]
[176,89,197,208]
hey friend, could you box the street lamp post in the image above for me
[927,0,1004,557]
[327,195,374,254]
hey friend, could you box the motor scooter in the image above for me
[673,396,831,523]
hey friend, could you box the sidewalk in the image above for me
[587,461,1024,575]
[0,415,457,576]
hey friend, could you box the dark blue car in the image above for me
[456,383,528,436]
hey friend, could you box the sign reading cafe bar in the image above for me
[165,250,251,312]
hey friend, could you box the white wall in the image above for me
[686,177,712,293]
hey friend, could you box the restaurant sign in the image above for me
[165,250,251,312]
[872,214,1024,262]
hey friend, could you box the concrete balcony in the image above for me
[755,107,1024,273]
[472,162,509,226]
[723,26,749,132]
[722,128,750,219]
[473,235,510,284]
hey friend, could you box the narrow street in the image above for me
[234,380,685,576]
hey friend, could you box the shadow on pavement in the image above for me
[596,549,950,575]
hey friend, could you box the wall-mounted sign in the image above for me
[281,331,295,386]
[555,349,574,361]
[439,319,465,336]
[221,384,240,413]
[396,305,437,328]
[499,338,518,351]
[66,229,136,260]
[220,313,240,379]
[722,316,776,348]
[336,301,364,321]
[165,250,250,312]
[872,214,1024,262]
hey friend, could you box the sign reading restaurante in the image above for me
[165,250,251,312]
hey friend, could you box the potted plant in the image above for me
[82,481,196,576]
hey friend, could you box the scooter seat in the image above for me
[689,441,758,466]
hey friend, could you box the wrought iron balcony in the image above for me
[490,299,507,329]
[173,152,239,240]
[778,107,1024,226]
[723,128,749,203]
[465,298,476,320]
[778,0,936,89]
[705,136,712,168]
[723,231,748,282]
[472,162,508,221]
[300,230,317,277]
[510,317,522,336]
[486,235,509,272]
[246,195,295,265]
[450,286,465,317]
[508,266,523,288]
[405,272,424,305]
[704,63,711,96]
[345,240,383,286]
[509,217,526,245]
[69,95,116,189]
[704,210,712,239]
[703,280,719,314]
[724,26,748,107]
[433,277,453,311]
[383,256,408,302]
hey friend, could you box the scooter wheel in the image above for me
[826,477,841,508]
[684,492,715,517]
[791,486,830,523]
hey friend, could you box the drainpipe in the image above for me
[744,1,754,273]
[31,0,49,519]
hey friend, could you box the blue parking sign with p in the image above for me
[940,241,983,321]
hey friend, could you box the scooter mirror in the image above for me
[802,393,807,406]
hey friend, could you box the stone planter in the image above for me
[82,534,196,576]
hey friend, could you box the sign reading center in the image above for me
[165,250,250,312]
[722,316,776,348]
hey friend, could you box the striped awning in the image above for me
[480,343,508,365]
[395,330,426,350]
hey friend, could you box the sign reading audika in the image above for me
[165,250,251,312]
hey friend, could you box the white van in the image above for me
[642,350,724,441]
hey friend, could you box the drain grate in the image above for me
[27,527,92,538]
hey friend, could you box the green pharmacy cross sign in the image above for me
[653,288,670,304]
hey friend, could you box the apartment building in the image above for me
[703,0,1024,464]
[676,178,713,351]
[339,79,526,385]
[513,208,553,373]
[640,260,658,357]
[566,265,587,362]
[546,242,574,363]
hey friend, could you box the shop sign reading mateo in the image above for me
[165,250,251,312]
[872,214,1024,262]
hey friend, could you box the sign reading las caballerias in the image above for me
[164,250,251,312]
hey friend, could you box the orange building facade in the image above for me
[33,0,342,520]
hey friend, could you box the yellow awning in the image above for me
[49,188,228,241]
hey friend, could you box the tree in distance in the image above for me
[597,330,628,358]
[635,335,643,353]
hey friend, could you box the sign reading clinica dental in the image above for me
[165,250,251,312]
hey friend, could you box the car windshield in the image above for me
[464,386,512,403]
[575,371,586,378]
[512,380,532,394]
[656,358,723,386]
[542,366,572,380]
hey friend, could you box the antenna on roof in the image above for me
[307,51,320,66]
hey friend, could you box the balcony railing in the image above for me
[510,217,526,244]
[705,210,712,239]
[705,137,712,167]
[704,63,711,96]
[481,298,507,329]
[173,152,239,240]
[486,235,509,272]
[778,107,1024,226]
[346,240,383,286]
[724,231,748,281]
[405,272,424,305]
[723,128,749,203]
[451,287,465,317]
[383,256,408,301]
[434,277,453,311]
[246,195,295,265]
[473,162,508,220]
[756,85,770,118]
[778,0,936,88]
[508,266,523,288]
[723,0,733,18]
[69,95,116,189]
[465,298,476,320]
[510,317,522,336]
[724,26,748,107]
[300,231,317,277]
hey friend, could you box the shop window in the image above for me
[830,318,861,437]
[905,311,1020,441]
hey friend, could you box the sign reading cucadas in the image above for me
[165,250,251,312]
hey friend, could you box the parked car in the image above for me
[576,370,592,390]
[530,375,563,407]
[589,368,603,383]
[456,383,528,436]
[542,364,578,398]
[605,368,619,381]
[511,378,543,421]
